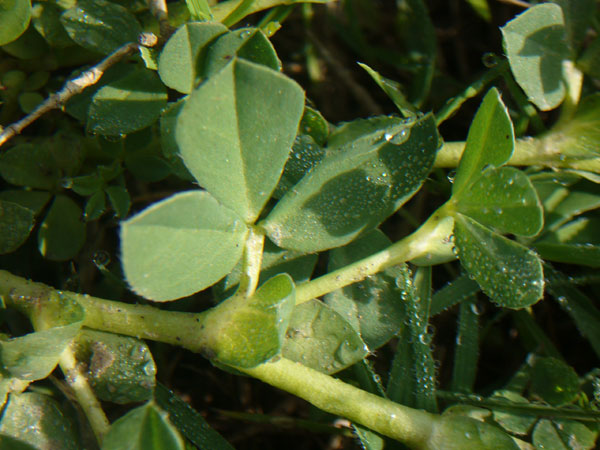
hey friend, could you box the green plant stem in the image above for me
[295,209,452,304]
[57,345,111,444]
[241,357,437,448]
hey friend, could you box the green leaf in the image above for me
[101,402,185,450]
[262,114,439,252]
[501,3,570,111]
[202,28,281,78]
[105,186,130,218]
[452,88,514,197]
[0,294,83,381]
[530,356,579,405]
[455,167,543,237]
[73,330,155,404]
[535,217,600,267]
[38,195,86,261]
[87,69,167,136]
[31,2,73,48]
[201,274,296,368]
[159,99,194,180]
[0,392,79,450]
[491,391,536,436]
[212,0,331,26]
[121,190,248,301]
[324,229,406,350]
[0,200,34,254]
[0,190,50,214]
[185,0,213,21]
[125,155,172,182]
[552,0,595,52]
[0,144,57,190]
[281,299,368,374]
[84,190,106,221]
[60,0,142,55]
[1,26,47,60]
[154,384,235,450]
[430,274,480,316]
[532,419,597,450]
[0,0,31,46]
[454,214,544,309]
[214,239,317,301]
[358,62,416,117]
[176,58,305,223]
[158,22,228,94]
[451,298,479,394]
[428,413,519,450]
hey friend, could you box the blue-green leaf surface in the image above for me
[455,166,543,237]
[452,88,514,197]
[454,213,544,309]
[501,3,570,111]
[60,0,142,55]
[101,403,185,450]
[262,114,439,252]
[38,195,86,261]
[158,22,228,94]
[176,58,305,223]
[121,191,248,301]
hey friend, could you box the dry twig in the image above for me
[0,33,158,149]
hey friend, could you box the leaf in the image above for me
[452,88,514,197]
[0,200,34,254]
[212,0,332,26]
[324,229,406,350]
[214,239,317,301]
[201,274,296,368]
[0,392,80,450]
[282,300,368,374]
[31,2,73,48]
[101,403,185,450]
[262,114,439,252]
[451,298,479,394]
[501,3,570,111]
[533,419,597,450]
[159,99,193,180]
[185,0,213,21]
[455,166,543,237]
[73,330,156,404]
[154,384,235,450]
[535,217,600,267]
[0,0,31,46]
[430,274,480,316]
[454,213,544,309]
[202,28,281,78]
[84,190,106,221]
[60,0,142,55]
[105,185,130,218]
[0,295,83,381]
[38,195,86,261]
[530,357,580,405]
[87,69,167,136]
[0,143,58,189]
[552,0,595,52]
[358,62,416,117]
[491,391,536,436]
[158,22,228,94]
[0,190,50,214]
[176,58,305,223]
[121,190,248,301]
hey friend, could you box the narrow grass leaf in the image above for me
[101,402,185,450]
[61,0,141,55]
[282,299,368,374]
[176,58,305,223]
[154,383,235,450]
[455,166,543,237]
[121,191,248,301]
[501,3,570,111]
[0,393,79,450]
[263,114,439,252]
[430,274,480,316]
[158,22,228,94]
[450,298,479,394]
[454,213,544,309]
[452,88,514,197]
[185,0,213,21]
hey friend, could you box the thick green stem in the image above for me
[295,209,453,304]
[242,357,437,449]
